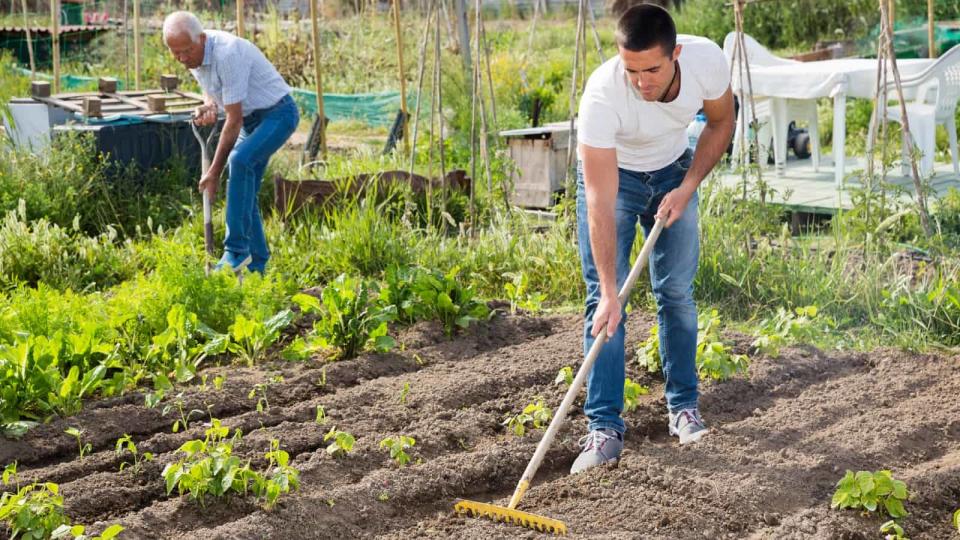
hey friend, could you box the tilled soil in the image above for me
[2,310,958,539]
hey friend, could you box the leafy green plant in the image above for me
[953,508,959,533]
[752,305,824,357]
[0,463,71,539]
[831,470,909,519]
[637,323,662,373]
[324,428,356,457]
[880,520,909,540]
[51,523,124,540]
[380,265,423,324]
[228,309,294,366]
[65,427,92,460]
[502,398,552,437]
[555,366,574,386]
[161,419,255,505]
[296,276,397,360]
[623,378,649,413]
[250,439,300,510]
[696,309,749,381]
[398,382,411,405]
[144,304,230,386]
[314,405,327,425]
[379,435,416,467]
[115,434,154,475]
[414,267,490,336]
[248,375,284,414]
[503,272,547,315]
[162,392,205,433]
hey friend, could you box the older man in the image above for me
[163,11,298,274]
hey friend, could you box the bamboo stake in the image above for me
[409,1,435,178]
[927,0,935,58]
[563,0,585,188]
[434,6,448,232]
[51,0,59,93]
[478,15,497,127]
[123,0,129,90]
[586,0,604,63]
[133,0,140,91]
[310,0,327,158]
[20,0,35,78]
[879,0,933,236]
[236,0,244,38]
[469,0,480,227]
[392,0,410,155]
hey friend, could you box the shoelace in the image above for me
[674,409,704,430]
[578,430,616,453]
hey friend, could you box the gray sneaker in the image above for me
[570,428,623,474]
[669,408,709,445]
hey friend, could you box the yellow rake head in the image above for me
[453,499,568,535]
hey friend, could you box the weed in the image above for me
[398,382,411,405]
[503,272,547,314]
[379,435,416,467]
[64,427,92,460]
[555,366,574,386]
[623,378,649,413]
[752,305,824,357]
[115,434,154,475]
[315,405,328,425]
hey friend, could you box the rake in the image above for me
[454,218,665,535]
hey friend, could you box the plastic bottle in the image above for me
[687,112,707,151]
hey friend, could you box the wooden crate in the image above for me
[499,122,574,209]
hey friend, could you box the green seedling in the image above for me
[64,427,92,460]
[502,398,552,437]
[880,520,909,540]
[696,309,749,381]
[314,405,327,425]
[248,375,283,414]
[377,492,390,502]
[555,366,573,386]
[51,523,124,540]
[637,323,662,373]
[623,378,649,413]
[161,418,254,506]
[953,508,959,532]
[832,470,909,519]
[213,375,225,391]
[398,382,410,404]
[251,439,300,510]
[503,271,547,315]
[162,392,204,433]
[115,434,154,475]
[0,464,72,539]
[324,428,355,457]
[317,366,328,388]
[379,435,416,467]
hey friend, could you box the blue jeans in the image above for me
[225,94,299,272]
[576,149,700,435]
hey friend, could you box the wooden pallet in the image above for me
[28,76,203,118]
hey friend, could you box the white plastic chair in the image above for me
[723,32,821,172]
[872,44,960,177]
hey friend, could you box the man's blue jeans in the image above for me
[225,94,299,273]
[576,149,700,435]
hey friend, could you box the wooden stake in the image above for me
[392,0,410,155]
[133,0,140,91]
[928,0,935,58]
[51,0,59,93]
[563,0,585,188]
[310,0,327,158]
[20,0,35,78]
[236,0,244,38]
[408,1,435,180]
[434,6,448,231]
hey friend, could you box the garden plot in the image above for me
[2,311,958,539]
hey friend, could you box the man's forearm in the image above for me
[588,202,619,298]
[210,116,242,176]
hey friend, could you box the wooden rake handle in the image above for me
[507,218,666,510]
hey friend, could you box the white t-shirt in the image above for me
[576,35,730,172]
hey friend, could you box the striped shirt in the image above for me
[190,30,290,115]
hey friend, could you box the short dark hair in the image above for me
[615,4,677,56]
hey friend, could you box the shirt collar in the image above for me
[201,31,213,67]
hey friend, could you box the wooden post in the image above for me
[20,0,35,78]
[236,0,244,38]
[133,0,140,90]
[392,0,409,154]
[927,0,935,58]
[51,0,59,93]
[310,0,327,158]
[452,0,471,78]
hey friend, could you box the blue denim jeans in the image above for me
[225,94,299,272]
[576,149,700,435]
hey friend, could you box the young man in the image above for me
[571,4,734,474]
[163,11,299,274]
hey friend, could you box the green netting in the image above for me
[290,88,418,127]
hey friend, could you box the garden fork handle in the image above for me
[507,218,665,510]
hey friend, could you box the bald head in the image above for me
[163,11,205,69]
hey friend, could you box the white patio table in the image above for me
[731,58,934,186]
